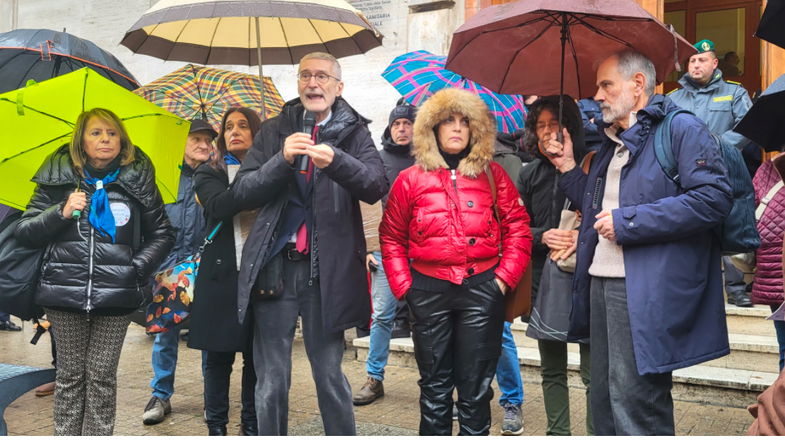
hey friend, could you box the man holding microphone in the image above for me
[232,52,387,435]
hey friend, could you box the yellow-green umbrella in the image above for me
[0,67,189,209]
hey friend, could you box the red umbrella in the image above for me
[445,0,695,99]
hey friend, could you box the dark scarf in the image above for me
[439,148,470,170]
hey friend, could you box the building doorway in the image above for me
[664,0,762,95]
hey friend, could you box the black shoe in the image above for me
[0,320,21,331]
[241,421,258,436]
[733,291,753,307]
[208,425,227,436]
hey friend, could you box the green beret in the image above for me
[694,39,715,54]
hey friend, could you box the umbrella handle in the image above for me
[72,210,81,219]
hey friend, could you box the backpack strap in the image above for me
[653,109,694,185]
[756,181,785,221]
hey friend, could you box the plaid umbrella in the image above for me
[382,50,526,133]
[135,64,285,132]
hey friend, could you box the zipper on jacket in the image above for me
[309,179,317,284]
[591,177,604,210]
[451,169,458,193]
[86,225,96,314]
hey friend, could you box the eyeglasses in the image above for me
[297,71,341,85]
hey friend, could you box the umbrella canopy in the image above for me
[0,28,139,94]
[0,68,189,210]
[382,50,526,133]
[445,0,695,98]
[734,73,785,151]
[756,0,785,50]
[135,64,285,132]
[120,0,382,65]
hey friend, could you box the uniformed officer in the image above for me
[668,39,754,308]
[668,39,753,152]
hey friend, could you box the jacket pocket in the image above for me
[253,252,284,301]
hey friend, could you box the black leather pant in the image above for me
[406,278,506,435]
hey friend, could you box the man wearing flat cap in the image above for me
[143,118,216,425]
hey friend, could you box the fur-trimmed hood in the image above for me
[413,88,496,178]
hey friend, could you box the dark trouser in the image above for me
[406,278,505,436]
[538,339,592,435]
[722,256,746,297]
[251,256,355,436]
[0,311,8,322]
[203,349,256,430]
[589,277,674,435]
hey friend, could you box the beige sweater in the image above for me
[588,117,636,278]
[361,201,383,253]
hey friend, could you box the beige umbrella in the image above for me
[121,0,383,118]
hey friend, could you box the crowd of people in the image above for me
[3,36,785,437]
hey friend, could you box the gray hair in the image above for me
[615,50,656,96]
[299,52,342,79]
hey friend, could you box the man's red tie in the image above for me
[295,125,320,254]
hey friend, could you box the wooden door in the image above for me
[664,0,762,95]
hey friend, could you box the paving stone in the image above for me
[0,323,758,436]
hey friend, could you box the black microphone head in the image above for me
[303,111,317,135]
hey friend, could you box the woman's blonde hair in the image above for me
[69,108,135,175]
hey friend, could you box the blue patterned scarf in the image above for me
[84,168,121,243]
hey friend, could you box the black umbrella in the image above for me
[0,28,139,94]
[756,0,785,50]
[734,74,785,151]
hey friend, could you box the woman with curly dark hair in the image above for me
[517,96,592,435]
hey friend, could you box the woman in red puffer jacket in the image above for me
[380,88,532,435]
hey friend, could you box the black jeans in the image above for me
[203,349,256,429]
[406,278,505,435]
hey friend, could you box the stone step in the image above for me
[726,304,777,336]
[504,303,780,373]
[353,336,778,408]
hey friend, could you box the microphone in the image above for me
[297,111,317,174]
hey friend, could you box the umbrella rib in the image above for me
[278,17,294,66]
[561,16,584,98]
[0,135,72,164]
[569,14,641,48]
[189,64,208,120]
[17,53,42,89]
[306,17,325,50]
[206,17,221,65]
[448,14,551,69]
[337,21,362,54]
[499,20,555,92]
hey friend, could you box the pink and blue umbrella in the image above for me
[381,50,526,134]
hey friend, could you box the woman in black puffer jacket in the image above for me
[15,108,174,436]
